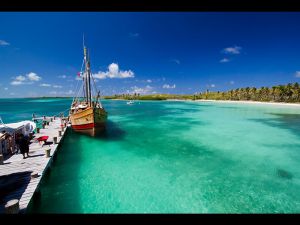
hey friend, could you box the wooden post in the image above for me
[5,199,19,214]
[61,126,64,132]
[42,123,45,129]
[46,121,49,126]
[45,148,51,158]
[53,136,57,144]
[36,127,40,133]
[54,116,56,120]
[31,172,39,179]
[0,154,3,165]
[58,130,62,137]
[50,118,53,122]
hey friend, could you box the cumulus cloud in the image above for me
[146,79,152,83]
[27,72,41,81]
[4,87,8,91]
[163,84,176,89]
[0,40,10,46]
[229,80,235,85]
[222,46,242,55]
[220,58,230,63]
[93,63,134,79]
[40,83,51,87]
[58,75,67,79]
[53,85,63,88]
[10,72,41,85]
[11,75,26,85]
[295,71,300,78]
[131,85,153,94]
[210,84,215,88]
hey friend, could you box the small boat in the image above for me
[69,39,108,131]
[126,100,134,105]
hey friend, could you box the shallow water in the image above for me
[2,98,300,213]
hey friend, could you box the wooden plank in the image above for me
[0,117,68,214]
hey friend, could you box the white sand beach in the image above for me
[194,99,300,107]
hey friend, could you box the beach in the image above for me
[166,99,300,107]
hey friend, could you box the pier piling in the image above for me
[0,154,3,165]
[45,148,51,158]
[5,199,19,214]
[53,136,58,144]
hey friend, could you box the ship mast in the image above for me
[83,37,92,106]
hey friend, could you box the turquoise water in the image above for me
[1,98,300,213]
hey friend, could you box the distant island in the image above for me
[103,82,300,103]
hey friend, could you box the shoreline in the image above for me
[107,98,300,107]
[184,99,300,107]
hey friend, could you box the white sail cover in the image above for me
[0,120,36,136]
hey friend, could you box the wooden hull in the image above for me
[69,107,107,131]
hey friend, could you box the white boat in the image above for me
[126,100,134,105]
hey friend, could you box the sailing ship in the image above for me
[69,41,107,131]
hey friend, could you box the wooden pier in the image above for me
[0,117,68,213]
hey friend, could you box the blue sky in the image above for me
[1,12,300,97]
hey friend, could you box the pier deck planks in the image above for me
[0,117,68,213]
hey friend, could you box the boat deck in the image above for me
[0,117,67,213]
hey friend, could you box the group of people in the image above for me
[1,131,30,159]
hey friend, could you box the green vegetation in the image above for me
[104,93,194,101]
[104,82,300,103]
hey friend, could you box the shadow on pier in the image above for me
[0,171,32,212]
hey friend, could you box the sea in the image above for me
[1,98,300,213]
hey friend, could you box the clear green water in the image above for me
[1,98,300,213]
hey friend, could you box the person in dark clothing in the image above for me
[18,134,30,159]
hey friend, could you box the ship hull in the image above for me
[69,106,107,131]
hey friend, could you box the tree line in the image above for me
[104,82,300,103]
[197,82,300,102]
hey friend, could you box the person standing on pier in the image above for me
[18,134,30,159]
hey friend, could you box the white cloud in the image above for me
[170,59,180,65]
[9,92,15,96]
[53,85,63,88]
[4,87,8,91]
[40,83,51,87]
[146,79,152,83]
[10,72,41,85]
[131,85,153,94]
[229,81,235,85]
[0,40,10,46]
[93,63,134,79]
[163,84,176,89]
[220,58,230,63]
[27,72,41,81]
[16,75,26,82]
[222,46,242,55]
[210,84,215,88]
[295,71,300,78]
[11,81,24,86]
[58,75,67,79]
